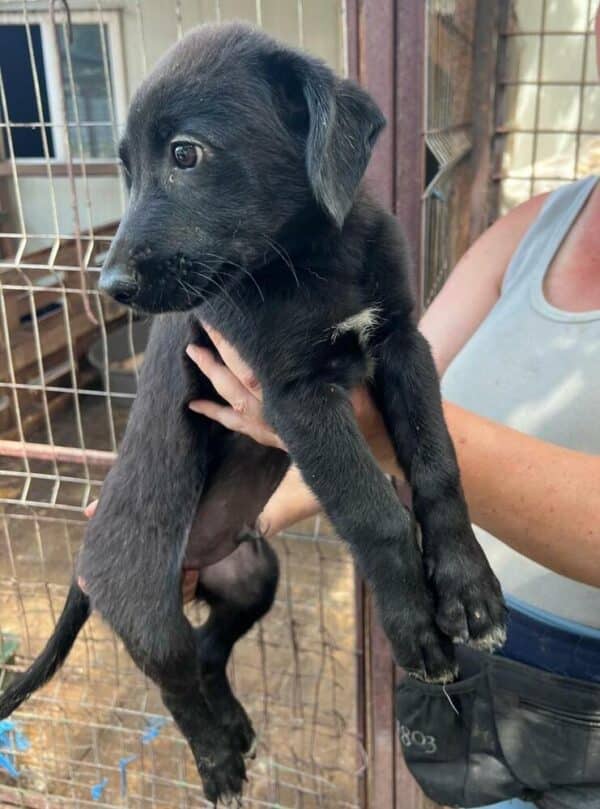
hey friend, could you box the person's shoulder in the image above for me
[494,192,550,240]
[459,193,550,279]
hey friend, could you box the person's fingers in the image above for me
[186,341,285,449]
[189,398,286,450]
[258,465,321,538]
[84,499,98,518]
[186,344,264,420]
[201,323,261,397]
[182,570,200,604]
[80,501,97,595]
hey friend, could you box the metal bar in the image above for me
[346,3,397,806]
[500,28,593,36]
[469,0,510,241]
[48,2,97,327]
[354,575,368,809]
[358,0,397,212]
[348,2,428,807]
[0,440,115,466]
[499,79,598,86]
[489,0,512,220]
[529,0,547,199]
[395,0,425,303]
[0,120,122,127]
[496,126,600,135]
[492,171,595,182]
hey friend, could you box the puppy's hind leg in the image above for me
[78,315,248,805]
[186,436,286,760]
[123,613,246,806]
[195,534,279,759]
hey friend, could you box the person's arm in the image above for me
[189,336,600,587]
[186,190,600,587]
[445,402,600,586]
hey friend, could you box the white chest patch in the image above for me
[331,306,381,347]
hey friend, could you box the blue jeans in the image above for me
[475,596,600,809]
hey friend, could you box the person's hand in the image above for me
[185,325,285,450]
[81,499,199,603]
[186,325,401,537]
[186,324,397,469]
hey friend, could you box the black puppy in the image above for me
[0,23,505,805]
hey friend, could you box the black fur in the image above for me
[0,23,505,806]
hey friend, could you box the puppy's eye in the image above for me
[172,142,202,169]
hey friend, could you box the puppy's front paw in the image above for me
[426,528,507,652]
[380,600,458,684]
[220,695,256,759]
[195,740,246,807]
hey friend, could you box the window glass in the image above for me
[57,23,116,159]
[0,24,54,158]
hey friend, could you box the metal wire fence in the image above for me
[0,2,365,807]
[496,0,599,212]
[420,0,599,310]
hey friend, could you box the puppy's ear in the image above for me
[264,51,386,227]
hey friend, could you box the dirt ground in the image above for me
[0,398,363,808]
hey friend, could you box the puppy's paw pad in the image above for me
[437,595,506,649]
[388,620,458,684]
[468,624,507,652]
[243,735,257,761]
[221,792,243,808]
[197,748,245,807]
[222,703,255,757]
[406,664,458,685]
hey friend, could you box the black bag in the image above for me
[395,647,600,807]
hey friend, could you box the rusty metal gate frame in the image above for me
[345,2,428,807]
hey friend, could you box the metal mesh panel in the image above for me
[0,3,364,807]
[496,0,599,211]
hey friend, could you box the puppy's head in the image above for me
[100,23,385,313]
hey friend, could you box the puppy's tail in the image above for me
[0,582,90,718]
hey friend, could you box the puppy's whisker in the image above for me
[189,265,244,319]
[260,234,300,288]
[219,264,266,307]
[176,276,196,306]
[176,273,215,314]
[203,252,265,304]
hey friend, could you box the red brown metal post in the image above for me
[345,1,427,806]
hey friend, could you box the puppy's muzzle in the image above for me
[98,265,139,306]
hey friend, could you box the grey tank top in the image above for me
[442,175,600,627]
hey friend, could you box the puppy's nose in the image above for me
[98,266,139,305]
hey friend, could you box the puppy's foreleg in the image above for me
[263,381,456,683]
[372,324,506,651]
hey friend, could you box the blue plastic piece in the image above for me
[0,719,30,778]
[0,753,19,778]
[118,754,138,797]
[141,716,167,744]
[90,777,109,801]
